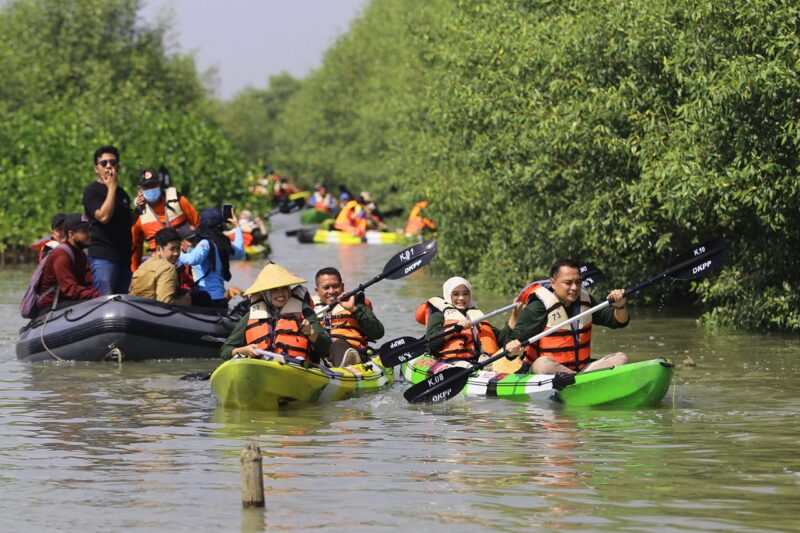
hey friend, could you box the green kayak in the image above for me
[300,208,335,225]
[401,356,674,408]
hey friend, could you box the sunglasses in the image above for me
[98,159,119,168]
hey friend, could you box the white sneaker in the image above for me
[341,348,361,367]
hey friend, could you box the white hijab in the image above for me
[443,276,472,306]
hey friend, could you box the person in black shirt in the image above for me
[82,145,145,294]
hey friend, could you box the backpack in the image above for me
[20,243,75,319]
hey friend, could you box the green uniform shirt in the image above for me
[220,307,331,361]
[497,290,628,347]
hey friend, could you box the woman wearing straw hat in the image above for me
[220,263,330,363]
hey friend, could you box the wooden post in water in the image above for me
[240,442,265,508]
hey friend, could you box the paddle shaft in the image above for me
[434,241,726,376]
[384,302,517,361]
[314,242,436,314]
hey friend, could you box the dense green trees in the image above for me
[268,0,800,332]
[0,0,250,258]
[209,73,302,166]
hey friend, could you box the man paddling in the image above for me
[313,267,385,366]
[501,259,629,374]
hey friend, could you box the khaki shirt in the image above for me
[130,257,180,304]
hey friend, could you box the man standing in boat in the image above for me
[501,259,629,374]
[313,267,385,367]
[130,168,200,271]
[82,145,144,295]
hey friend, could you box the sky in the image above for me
[140,0,369,100]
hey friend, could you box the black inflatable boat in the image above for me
[16,295,238,362]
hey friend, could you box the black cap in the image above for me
[139,168,160,187]
[63,213,91,233]
[50,213,67,230]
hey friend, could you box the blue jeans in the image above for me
[89,257,132,295]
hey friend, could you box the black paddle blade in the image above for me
[378,335,426,367]
[285,228,302,237]
[404,366,471,404]
[179,372,212,381]
[580,263,605,287]
[669,238,727,281]
[384,239,438,280]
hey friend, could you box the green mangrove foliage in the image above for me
[0,0,251,255]
[269,0,800,332]
[210,73,302,166]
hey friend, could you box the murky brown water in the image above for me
[1,212,798,531]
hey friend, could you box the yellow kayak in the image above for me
[210,355,394,410]
[297,228,413,245]
[243,243,270,260]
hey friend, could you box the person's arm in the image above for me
[424,308,447,353]
[303,308,331,359]
[131,219,143,271]
[220,313,249,360]
[180,197,201,228]
[179,239,211,266]
[496,300,548,345]
[52,252,102,300]
[592,293,630,328]
[352,304,385,341]
[154,263,179,304]
[92,180,118,224]
[229,227,245,260]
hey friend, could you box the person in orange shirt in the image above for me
[333,196,368,237]
[130,169,200,271]
[404,200,437,236]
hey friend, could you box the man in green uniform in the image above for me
[500,259,629,374]
[313,267,385,367]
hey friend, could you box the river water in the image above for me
[1,212,798,532]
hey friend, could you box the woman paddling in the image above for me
[416,277,521,367]
[220,263,331,363]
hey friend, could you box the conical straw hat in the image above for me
[244,263,306,295]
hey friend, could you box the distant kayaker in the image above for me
[501,259,629,374]
[313,267,385,366]
[360,191,386,231]
[404,200,436,237]
[333,195,368,237]
[308,183,337,213]
[129,227,192,306]
[418,277,521,367]
[36,214,103,311]
[226,209,268,247]
[130,168,200,271]
[220,263,331,363]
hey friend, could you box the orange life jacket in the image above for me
[516,282,593,370]
[313,295,371,349]
[333,200,366,237]
[415,297,500,361]
[230,229,255,247]
[311,192,335,213]
[244,288,311,360]
[404,201,436,236]
[138,187,190,252]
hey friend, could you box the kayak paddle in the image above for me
[378,264,605,368]
[181,240,437,380]
[314,239,438,315]
[403,238,727,404]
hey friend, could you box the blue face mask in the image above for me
[143,188,162,203]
